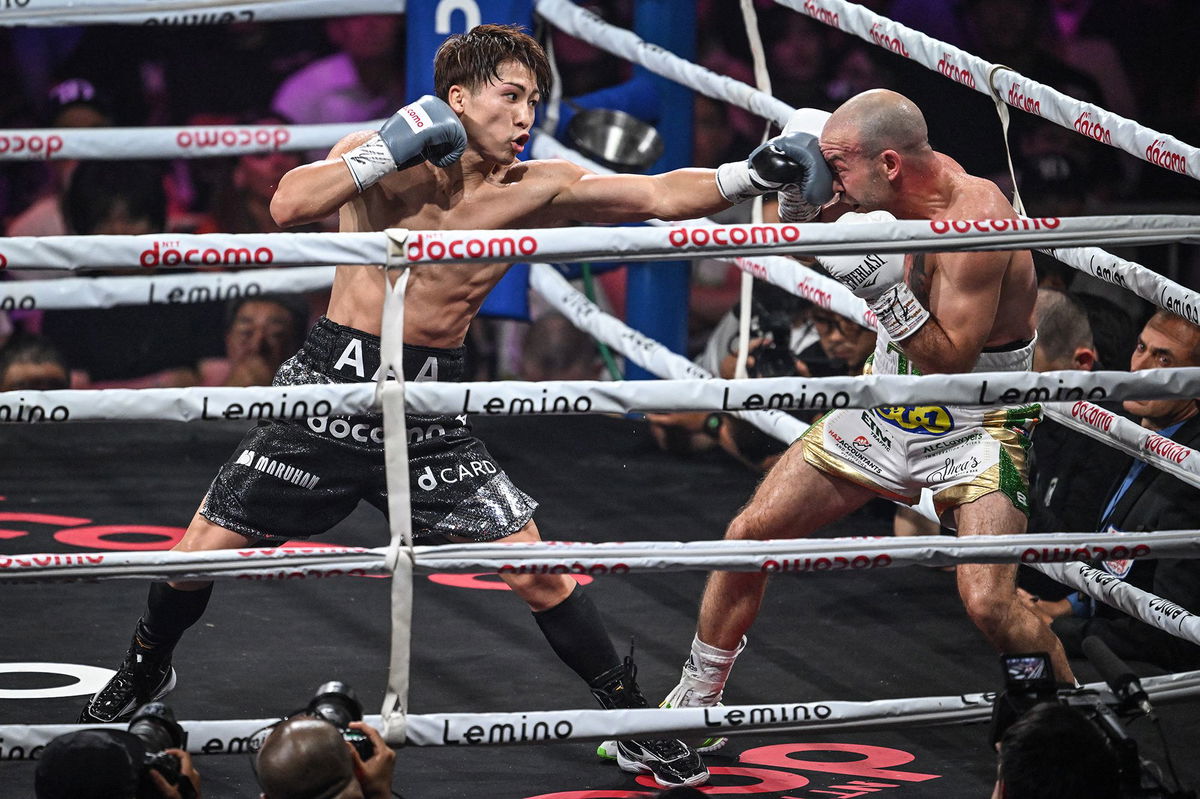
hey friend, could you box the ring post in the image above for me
[624,0,695,380]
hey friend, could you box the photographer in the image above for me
[992,701,1119,799]
[648,283,874,473]
[35,716,201,799]
[256,718,395,799]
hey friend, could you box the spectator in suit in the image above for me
[1027,289,1130,535]
[1022,310,1200,671]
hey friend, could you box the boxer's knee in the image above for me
[502,571,575,611]
[959,573,1017,638]
[726,506,773,542]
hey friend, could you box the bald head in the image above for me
[825,89,930,157]
[257,718,361,799]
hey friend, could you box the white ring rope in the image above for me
[6,366,1200,423]
[527,14,1200,322]
[1041,244,1200,325]
[529,263,808,445]
[12,219,1198,335]
[534,0,792,127]
[0,266,335,311]
[6,215,1195,272]
[529,144,1200,489]
[5,667,1200,752]
[0,122,383,162]
[5,2,1196,766]
[0,231,385,271]
[1034,561,1200,647]
[0,383,375,423]
[3,530,1198,582]
[774,0,1200,183]
[0,0,401,27]
[1044,401,1200,489]
[394,368,1200,416]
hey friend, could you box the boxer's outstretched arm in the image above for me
[550,165,731,223]
[546,129,829,224]
[272,131,376,228]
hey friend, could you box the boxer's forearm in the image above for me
[647,168,731,219]
[271,159,361,228]
[893,317,981,375]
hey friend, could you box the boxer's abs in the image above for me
[325,260,510,347]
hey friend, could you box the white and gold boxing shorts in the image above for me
[801,403,1040,519]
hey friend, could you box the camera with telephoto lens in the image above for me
[991,652,1194,799]
[743,287,808,378]
[308,680,375,761]
[128,702,194,799]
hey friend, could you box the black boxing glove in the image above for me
[777,108,834,221]
[715,129,834,206]
[342,95,468,191]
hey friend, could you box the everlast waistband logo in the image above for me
[236,450,320,489]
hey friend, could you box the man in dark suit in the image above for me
[1023,310,1200,671]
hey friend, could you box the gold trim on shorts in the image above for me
[800,417,917,505]
[932,421,1032,517]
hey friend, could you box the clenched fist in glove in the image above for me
[715,127,834,208]
[342,95,468,192]
[816,210,930,340]
[777,108,834,222]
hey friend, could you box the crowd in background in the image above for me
[2,0,1200,390]
[5,4,1200,797]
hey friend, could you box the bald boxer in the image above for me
[81,23,827,790]
[664,90,1075,748]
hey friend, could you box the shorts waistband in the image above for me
[973,332,1036,373]
[301,316,466,383]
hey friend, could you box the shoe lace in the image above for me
[619,639,649,708]
[93,667,135,708]
[635,736,692,760]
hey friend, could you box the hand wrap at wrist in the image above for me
[715,161,774,205]
[869,282,930,341]
[776,191,822,222]
[342,133,396,192]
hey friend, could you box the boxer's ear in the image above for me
[447,85,467,114]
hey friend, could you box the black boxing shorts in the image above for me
[200,317,537,544]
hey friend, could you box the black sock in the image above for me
[135,582,214,654]
[533,586,621,685]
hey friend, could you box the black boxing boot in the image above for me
[589,653,709,789]
[78,620,176,723]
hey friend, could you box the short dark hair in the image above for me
[434,24,551,101]
[1147,309,1200,364]
[0,334,68,376]
[223,293,308,344]
[64,160,166,234]
[1073,292,1137,371]
[998,702,1119,799]
[1035,289,1093,365]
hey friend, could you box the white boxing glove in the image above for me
[783,107,832,137]
[777,108,833,222]
[816,210,930,340]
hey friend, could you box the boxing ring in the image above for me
[3,0,1200,795]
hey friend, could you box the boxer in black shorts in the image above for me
[79,24,817,789]
[201,317,536,545]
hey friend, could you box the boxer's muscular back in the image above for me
[325,147,579,348]
[908,156,1037,352]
